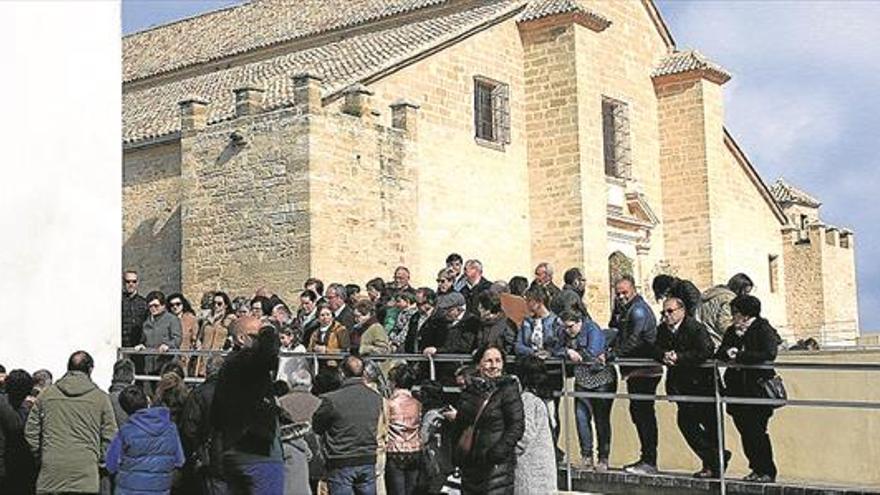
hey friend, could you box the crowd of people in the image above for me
[0,254,787,494]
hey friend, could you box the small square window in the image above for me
[473,76,510,148]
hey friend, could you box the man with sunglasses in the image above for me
[121,270,148,349]
[652,297,727,479]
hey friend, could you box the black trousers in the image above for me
[731,406,777,477]
[626,376,661,465]
[677,401,723,470]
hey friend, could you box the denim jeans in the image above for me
[385,455,420,495]
[223,458,283,495]
[574,382,615,460]
[327,464,377,495]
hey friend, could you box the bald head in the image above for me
[232,315,263,347]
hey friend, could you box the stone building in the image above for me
[122,0,859,342]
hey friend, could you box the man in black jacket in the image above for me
[609,275,660,475]
[653,297,728,478]
[312,356,382,494]
[459,259,492,314]
[327,283,356,332]
[212,317,282,494]
[181,355,225,494]
[121,270,148,349]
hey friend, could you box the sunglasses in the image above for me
[663,308,681,315]
[170,301,183,307]
[124,280,138,284]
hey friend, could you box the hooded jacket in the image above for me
[24,371,118,494]
[106,407,185,494]
[698,285,736,343]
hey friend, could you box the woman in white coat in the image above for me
[514,355,557,493]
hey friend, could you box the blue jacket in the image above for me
[515,312,561,356]
[106,407,185,494]
[553,316,605,359]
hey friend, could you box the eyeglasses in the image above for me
[663,307,681,315]
[170,301,183,307]
[148,302,162,308]
[437,279,451,283]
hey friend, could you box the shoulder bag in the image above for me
[455,392,494,460]
[756,374,787,409]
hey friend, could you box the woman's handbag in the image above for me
[756,374,787,408]
[455,392,494,460]
[573,363,617,390]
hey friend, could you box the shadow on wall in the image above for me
[123,205,181,295]
[122,142,182,187]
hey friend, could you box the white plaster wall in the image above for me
[0,2,121,389]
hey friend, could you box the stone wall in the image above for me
[708,141,788,331]
[655,75,715,288]
[820,229,858,341]
[178,106,312,304]
[576,0,671,318]
[520,20,585,286]
[308,96,417,286]
[355,18,531,286]
[122,141,182,294]
[784,223,859,343]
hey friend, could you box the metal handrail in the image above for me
[119,347,880,494]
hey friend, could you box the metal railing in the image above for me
[118,347,880,494]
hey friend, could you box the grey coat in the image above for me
[514,391,557,494]
[141,310,182,374]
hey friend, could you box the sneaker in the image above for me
[693,468,716,479]
[625,461,658,475]
[753,474,776,483]
[575,457,594,470]
[743,471,760,482]
[622,459,643,470]
[595,459,609,473]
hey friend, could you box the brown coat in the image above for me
[196,313,234,376]
[308,321,349,353]
[178,312,199,375]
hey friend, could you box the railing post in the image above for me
[714,360,727,495]
[428,354,436,381]
[563,361,572,492]
[312,354,319,376]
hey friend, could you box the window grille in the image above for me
[602,97,632,179]
[474,77,511,147]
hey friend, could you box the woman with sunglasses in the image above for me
[166,293,198,376]
[196,291,235,376]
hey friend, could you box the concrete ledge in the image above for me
[563,467,880,494]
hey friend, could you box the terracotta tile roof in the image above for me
[517,0,610,29]
[123,1,520,143]
[123,0,450,83]
[770,178,822,208]
[651,49,731,84]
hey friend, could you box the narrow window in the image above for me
[602,96,632,179]
[473,76,510,148]
[768,255,779,293]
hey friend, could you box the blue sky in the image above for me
[123,1,878,332]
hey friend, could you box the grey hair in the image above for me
[327,283,347,299]
[465,259,483,273]
[664,296,685,310]
[288,367,313,389]
[536,262,553,277]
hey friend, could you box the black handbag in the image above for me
[756,374,787,408]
